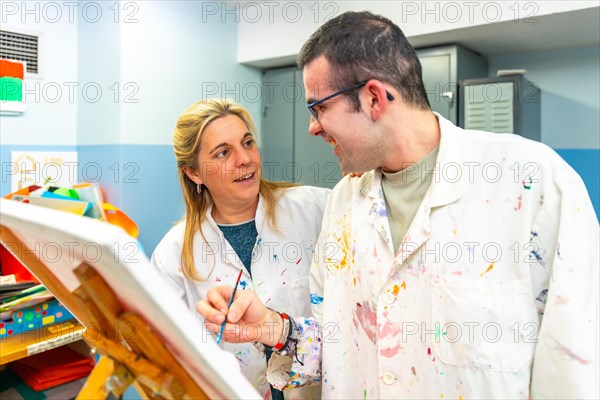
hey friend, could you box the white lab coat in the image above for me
[152,185,329,400]
[269,115,599,399]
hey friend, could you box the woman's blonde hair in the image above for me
[173,99,297,281]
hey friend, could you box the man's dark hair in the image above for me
[297,11,430,111]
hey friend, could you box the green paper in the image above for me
[53,187,80,200]
[0,77,23,101]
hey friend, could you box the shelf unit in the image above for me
[0,319,85,365]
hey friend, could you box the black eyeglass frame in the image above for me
[306,81,395,121]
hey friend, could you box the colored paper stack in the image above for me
[0,59,26,113]
[0,279,76,339]
[4,183,139,238]
[8,346,95,391]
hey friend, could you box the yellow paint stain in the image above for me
[453,229,457,235]
[401,281,407,290]
[331,217,355,270]
[480,262,494,277]
[458,396,463,400]
[354,277,357,286]
[440,394,444,399]
[392,285,400,295]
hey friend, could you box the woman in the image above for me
[151,99,328,400]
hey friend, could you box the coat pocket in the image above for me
[430,274,538,372]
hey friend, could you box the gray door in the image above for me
[261,68,295,182]
[261,67,342,188]
[420,54,452,121]
[293,69,342,188]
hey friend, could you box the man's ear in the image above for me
[182,166,202,185]
[364,80,392,121]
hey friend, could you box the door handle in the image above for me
[441,92,454,103]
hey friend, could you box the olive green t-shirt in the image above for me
[381,146,439,253]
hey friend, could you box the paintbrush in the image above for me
[215,268,244,345]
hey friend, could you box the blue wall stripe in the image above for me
[77,145,184,254]
[1,145,598,254]
[555,149,600,218]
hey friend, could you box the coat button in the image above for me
[258,376,267,386]
[382,372,395,385]
[383,292,395,305]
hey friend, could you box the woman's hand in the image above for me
[344,171,364,178]
[197,286,283,346]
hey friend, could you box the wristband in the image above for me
[278,315,299,358]
[273,312,290,351]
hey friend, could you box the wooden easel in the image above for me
[1,226,208,400]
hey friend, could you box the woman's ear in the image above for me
[182,167,202,185]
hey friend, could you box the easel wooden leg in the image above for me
[73,264,208,400]
[1,227,213,399]
[77,355,133,400]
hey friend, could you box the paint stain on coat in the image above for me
[480,263,494,277]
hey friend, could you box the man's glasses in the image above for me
[306,81,395,121]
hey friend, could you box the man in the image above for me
[199,11,599,399]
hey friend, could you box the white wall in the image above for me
[488,45,600,149]
[119,1,262,145]
[74,1,263,145]
[0,0,78,145]
[236,1,598,66]
[77,0,122,145]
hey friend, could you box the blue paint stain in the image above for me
[536,289,548,304]
[239,280,248,290]
[530,249,545,267]
[310,293,324,305]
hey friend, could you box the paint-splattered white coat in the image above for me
[269,115,599,399]
[152,185,329,400]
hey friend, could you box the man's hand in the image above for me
[197,286,283,346]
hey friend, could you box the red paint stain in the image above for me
[514,195,522,211]
[380,343,402,357]
[296,258,302,265]
[354,301,377,342]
